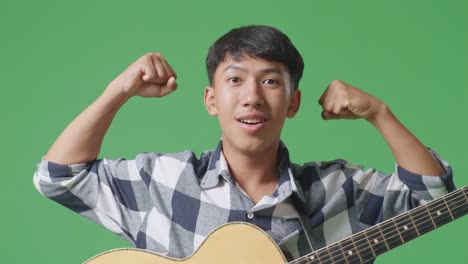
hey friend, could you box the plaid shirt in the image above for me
[33,141,454,262]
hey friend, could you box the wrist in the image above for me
[106,81,133,102]
[98,83,132,114]
[366,103,394,129]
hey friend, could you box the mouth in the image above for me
[238,118,266,125]
[236,115,268,133]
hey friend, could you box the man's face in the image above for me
[204,55,301,155]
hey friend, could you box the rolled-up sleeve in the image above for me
[33,158,149,244]
[396,149,455,201]
[355,149,455,225]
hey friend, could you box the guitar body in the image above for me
[85,222,287,264]
[85,186,468,264]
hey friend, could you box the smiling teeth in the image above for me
[241,119,263,124]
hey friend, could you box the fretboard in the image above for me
[289,186,468,264]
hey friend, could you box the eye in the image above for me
[228,77,241,83]
[263,79,279,86]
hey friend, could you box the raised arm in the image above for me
[45,53,177,164]
[318,80,445,176]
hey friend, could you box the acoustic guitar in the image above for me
[85,186,467,264]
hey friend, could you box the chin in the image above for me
[225,135,279,154]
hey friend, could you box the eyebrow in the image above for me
[222,65,284,75]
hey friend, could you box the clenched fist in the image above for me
[109,52,178,98]
[318,80,386,122]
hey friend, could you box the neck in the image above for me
[221,140,281,203]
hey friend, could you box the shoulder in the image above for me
[292,159,360,178]
[132,149,216,178]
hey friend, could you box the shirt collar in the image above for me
[200,140,307,204]
[199,140,225,189]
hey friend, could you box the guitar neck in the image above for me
[291,186,468,264]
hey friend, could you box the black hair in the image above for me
[206,25,304,89]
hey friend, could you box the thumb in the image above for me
[166,76,178,90]
[321,109,359,120]
[321,110,340,120]
[158,76,178,96]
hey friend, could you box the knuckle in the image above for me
[149,52,162,58]
[323,104,332,112]
[331,80,347,92]
[331,79,342,87]
[144,73,156,81]
[143,52,161,61]
[145,52,158,57]
[145,69,158,79]
[158,72,168,80]
[337,87,348,97]
[142,54,153,64]
[143,52,154,59]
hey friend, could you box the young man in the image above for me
[34,25,454,262]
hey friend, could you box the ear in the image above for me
[287,89,301,118]
[204,86,218,116]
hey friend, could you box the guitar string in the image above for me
[290,202,458,264]
[287,188,468,264]
[292,198,467,264]
[313,200,467,264]
[290,189,468,264]
[305,194,468,264]
[292,191,468,264]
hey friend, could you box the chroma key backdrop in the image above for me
[1,0,467,263]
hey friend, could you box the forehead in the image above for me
[215,55,289,76]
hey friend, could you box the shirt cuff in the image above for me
[396,149,455,193]
[39,158,89,179]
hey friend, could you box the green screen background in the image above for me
[2,0,467,263]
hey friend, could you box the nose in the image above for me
[241,80,265,107]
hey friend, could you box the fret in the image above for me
[339,238,361,263]
[353,232,374,262]
[390,218,405,243]
[304,251,320,264]
[375,225,390,250]
[411,206,435,235]
[362,229,376,257]
[459,187,468,218]
[442,196,455,220]
[337,240,350,264]
[349,234,364,263]
[452,202,468,219]
[393,213,419,242]
[406,207,420,236]
[315,247,333,264]
[307,252,322,264]
[379,220,403,249]
[446,193,468,219]
[427,199,453,227]
[365,227,389,256]
[287,187,468,264]
[327,242,348,264]
[324,242,336,264]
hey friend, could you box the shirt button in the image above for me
[246,212,255,219]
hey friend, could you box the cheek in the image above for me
[269,94,290,113]
[216,89,237,108]
[214,91,236,118]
